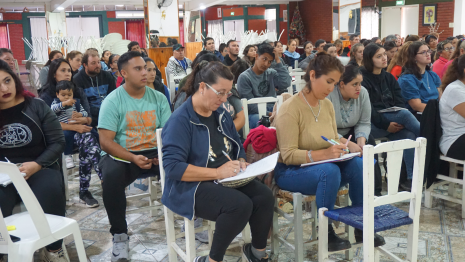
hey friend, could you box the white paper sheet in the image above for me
[301,152,361,167]
[378,107,407,113]
[219,152,280,183]
[0,172,26,187]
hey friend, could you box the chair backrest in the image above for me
[294,59,298,69]
[363,138,426,221]
[167,74,185,104]
[0,163,53,245]
[241,96,278,139]
[156,128,166,193]
[164,67,170,84]
[276,95,284,114]
[288,71,306,94]
[14,59,20,76]
[337,56,350,66]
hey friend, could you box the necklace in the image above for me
[301,92,321,122]
[423,72,430,89]
[90,76,106,100]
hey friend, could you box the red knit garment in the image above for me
[243,125,277,154]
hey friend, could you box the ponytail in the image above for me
[441,55,465,92]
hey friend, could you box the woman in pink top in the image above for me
[441,39,465,78]
[433,40,454,79]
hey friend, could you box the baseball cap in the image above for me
[173,44,184,51]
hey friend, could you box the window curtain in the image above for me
[30,18,48,62]
[361,7,379,39]
[0,24,8,48]
[207,20,223,50]
[126,20,146,48]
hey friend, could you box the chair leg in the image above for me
[311,200,317,241]
[293,193,304,262]
[271,199,279,257]
[462,175,465,219]
[344,195,354,260]
[448,163,458,198]
[242,223,251,244]
[72,228,89,262]
[208,220,215,249]
[148,177,156,217]
[424,185,434,208]
[184,218,196,262]
[163,207,178,262]
[62,155,69,201]
[318,208,329,262]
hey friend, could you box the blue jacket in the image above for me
[161,96,246,220]
[213,50,224,62]
[398,71,440,112]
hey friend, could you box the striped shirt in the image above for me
[51,99,88,123]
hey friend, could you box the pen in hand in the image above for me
[222,150,243,172]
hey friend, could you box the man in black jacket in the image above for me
[223,40,239,66]
[73,50,116,128]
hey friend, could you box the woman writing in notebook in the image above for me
[274,54,385,252]
[161,61,274,262]
[361,43,419,190]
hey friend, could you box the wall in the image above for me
[418,2,454,38]
[1,11,139,60]
[148,0,179,37]
[289,0,333,43]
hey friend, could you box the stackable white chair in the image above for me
[126,177,162,217]
[241,97,279,139]
[168,74,185,104]
[318,138,426,262]
[157,129,251,262]
[425,155,465,218]
[288,71,306,94]
[0,162,87,262]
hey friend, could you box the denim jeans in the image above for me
[274,157,364,211]
[248,104,275,130]
[63,130,76,155]
[370,110,419,179]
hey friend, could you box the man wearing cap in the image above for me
[167,44,192,84]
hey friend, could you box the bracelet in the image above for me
[307,150,314,163]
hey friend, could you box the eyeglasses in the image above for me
[417,50,432,56]
[444,47,456,52]
[205,83,232,98]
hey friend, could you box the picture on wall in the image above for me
[283,10,287,22]
[423,4,437,26]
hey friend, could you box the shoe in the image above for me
[111,233,129,262]
[181,218,209,243]
[354,228,386,247]
[193,256,207,262]
[64,155,75,169]
[40,247,70,262]
[242,243,269,262]
[79,190,99,208]
[399,179,412,192]
[375,190,382,197]
[327,225,351,252]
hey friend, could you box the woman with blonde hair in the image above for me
[348,43,364,67]
[334,39,343,56]
[387,41,413,80]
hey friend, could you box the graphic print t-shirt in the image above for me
[196,113,235,169]
[98,86,172,154]
[0,101,45,163]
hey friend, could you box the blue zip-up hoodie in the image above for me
[161,96,246,220]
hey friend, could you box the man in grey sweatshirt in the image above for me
[237,43,292,129]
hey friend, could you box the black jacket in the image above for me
[223,55,239,66]
[420,99,442,188]
[360,67,405,130]
[23,98,65,167]
[73,69,116,127]
[342,46,351,57]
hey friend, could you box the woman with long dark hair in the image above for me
[387,41,413,80]
[66,50,83,77]
[441,38,465,78]
[39,50,63,87]
[398,41,441,114]
[101,50,112,65]
[0,59,68,261]
[439,55,465,160]
[273,41,289,65]
[433,40,454,79]
[384,41,398,66]
[242,45,256,67]
[361,43,419,190]
[300,41,314,62]
[144,57,170,104]
[161,61,274,262]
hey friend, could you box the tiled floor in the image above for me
[15,73,465,261]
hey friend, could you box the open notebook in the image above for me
[0,172,26,187]
[301,152,361,167]
[219,152,280,183]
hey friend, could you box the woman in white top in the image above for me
[439,54,465,159]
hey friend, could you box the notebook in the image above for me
[0,172,27,187]
[219,152,280,183]
[301,152,361,167]
[377,107,407,113]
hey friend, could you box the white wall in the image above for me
[339,3,361,33]
[381,6,401,37]
[454,0,465,36]
[148,0,179,37]
[401,5,419,37]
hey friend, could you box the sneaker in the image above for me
[64,155,75,169]
[79,190,99,208]
[40,247,70,262]
[193,256,207,262]
[327,224,351,252]
[242,243,269,262]
[354,228,386,247]
[181,218,209,243]
[399,179,412,192]
[111,233,129,262]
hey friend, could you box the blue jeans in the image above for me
[274,157,364,211]
[63,130,76,155]
[248,104,275,130]
[371,110,419,179]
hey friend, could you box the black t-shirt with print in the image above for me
[196,112,235,169]
[0,101,45,164]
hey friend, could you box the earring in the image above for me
[201,92,203,95]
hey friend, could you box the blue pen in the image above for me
[330,139,340,145]
[321,136,337,145]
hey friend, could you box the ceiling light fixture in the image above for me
[57,7,64,10]
[199,5,206,10]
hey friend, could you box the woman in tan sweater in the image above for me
[274,54,385,252]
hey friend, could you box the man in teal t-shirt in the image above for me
[97,51,171,262]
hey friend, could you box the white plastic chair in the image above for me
[126,177,162,217]
[168,74,185,104]
[0,162,87,262]
[318,138,426,262]
[425,155,465,218]
[157,129,251,262]
[241,97,279,139]
[288,71,306,94]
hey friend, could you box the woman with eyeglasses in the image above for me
[361,43,420,191]
[433,40,455,79]
[161,61,274,262]
[441,38,465,78]
[107,54,122,84]
[398,41,441,115]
